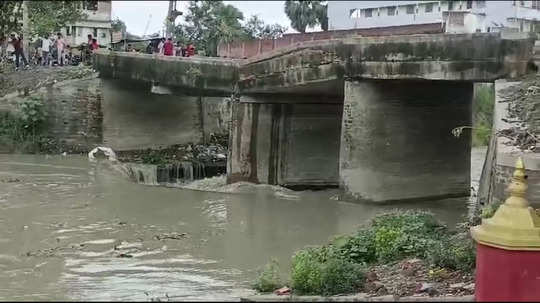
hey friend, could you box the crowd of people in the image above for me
[2,32,101,71]
[144,37,196,57]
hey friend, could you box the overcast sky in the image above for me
[111,1,295,37]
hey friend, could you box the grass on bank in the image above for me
[0,96,49,153]
[254,210,479,296]
[472,84,495,147]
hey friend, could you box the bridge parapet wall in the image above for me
[238,33,536,94]
[93,50,242,95]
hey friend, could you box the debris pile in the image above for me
[365,258,475,298]
[497,75,540,152]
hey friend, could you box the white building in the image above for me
[61,0,112,47]
[328,1,540,34]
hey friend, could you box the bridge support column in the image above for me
[339,80,473,203]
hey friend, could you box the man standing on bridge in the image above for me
[163,38,174,56]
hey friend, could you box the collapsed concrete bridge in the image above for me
[94,32,537,203]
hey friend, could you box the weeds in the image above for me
[0,96,48,153]
[472,84,495,146]
[291,247,365,296]
[253,258,283,293]
[274,211,476,296]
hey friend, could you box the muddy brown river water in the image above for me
[0,148,486,301]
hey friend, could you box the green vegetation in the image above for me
[472,84,495,147]
[480,201,503,219]
[1,1,86,40]
[291,247,365,296]
[0,96,47,153]
[284,1,328,33]
[140,149,170,166]
[169,1,289,57]
[255,211,476,296]
[253,258,283,293]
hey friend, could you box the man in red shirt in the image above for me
[91,38,99,52]
[10,33,29,70]
[186,43,195,57]
[163,38,174,56]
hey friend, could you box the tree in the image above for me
[284,0,327,33]
[173,0,246,56]
[111,17,126,34]
[1,1,85,40]
[315,3,328,31]
[244,15,287,39]
[0,1,23,41]
[27,1,86,37]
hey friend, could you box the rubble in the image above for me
[497,75,540,152]
[116,134,228,166]
[365,259,475,298]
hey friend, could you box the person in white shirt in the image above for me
[157,38,165,55]
[41,34,52,66]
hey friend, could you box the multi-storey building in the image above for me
[328,1,540,34]
[61,0,112,47]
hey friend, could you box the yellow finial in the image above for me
[471,156,540,250]
[505,157,528,207]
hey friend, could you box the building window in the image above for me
[66,26,71,36]
[72,26,77,36]
[448,1,454,11]
[364,8,373,18]
[406,4,415,14]
[93,28,98,38]
[77,26,82,37]
[425,3,433,13]
[101,32,106,38]
[387,6,396,16]
[84,1,98,11]
[520,0,525,6]
[350,8,361,18]
[533,0,540,9]
[466,1,473,9]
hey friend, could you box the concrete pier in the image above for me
[227,98,343,188]
[340,80,472,202]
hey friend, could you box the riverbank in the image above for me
[0,65,95,99]
[0,65,100,154]
[249,210,479,301]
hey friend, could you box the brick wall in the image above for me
[218,23,444,59]
[43,77,103,152]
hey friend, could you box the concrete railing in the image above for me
[217,23,444,59]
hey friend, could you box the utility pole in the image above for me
[22,0,29,59]
[165,0,183,38]
[165,0,174,38]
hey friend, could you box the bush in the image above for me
[253,259,282,293]
[262,211,477,296]
[291,247,365,296]
[0,96,47,153]
[333,229,376,264]
[370,211,447,262]
[426,234,476,272]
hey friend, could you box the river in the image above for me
[0,147,486,301]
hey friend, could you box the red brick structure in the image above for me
[218,23,444,59]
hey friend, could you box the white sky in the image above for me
[111,0,300,37]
